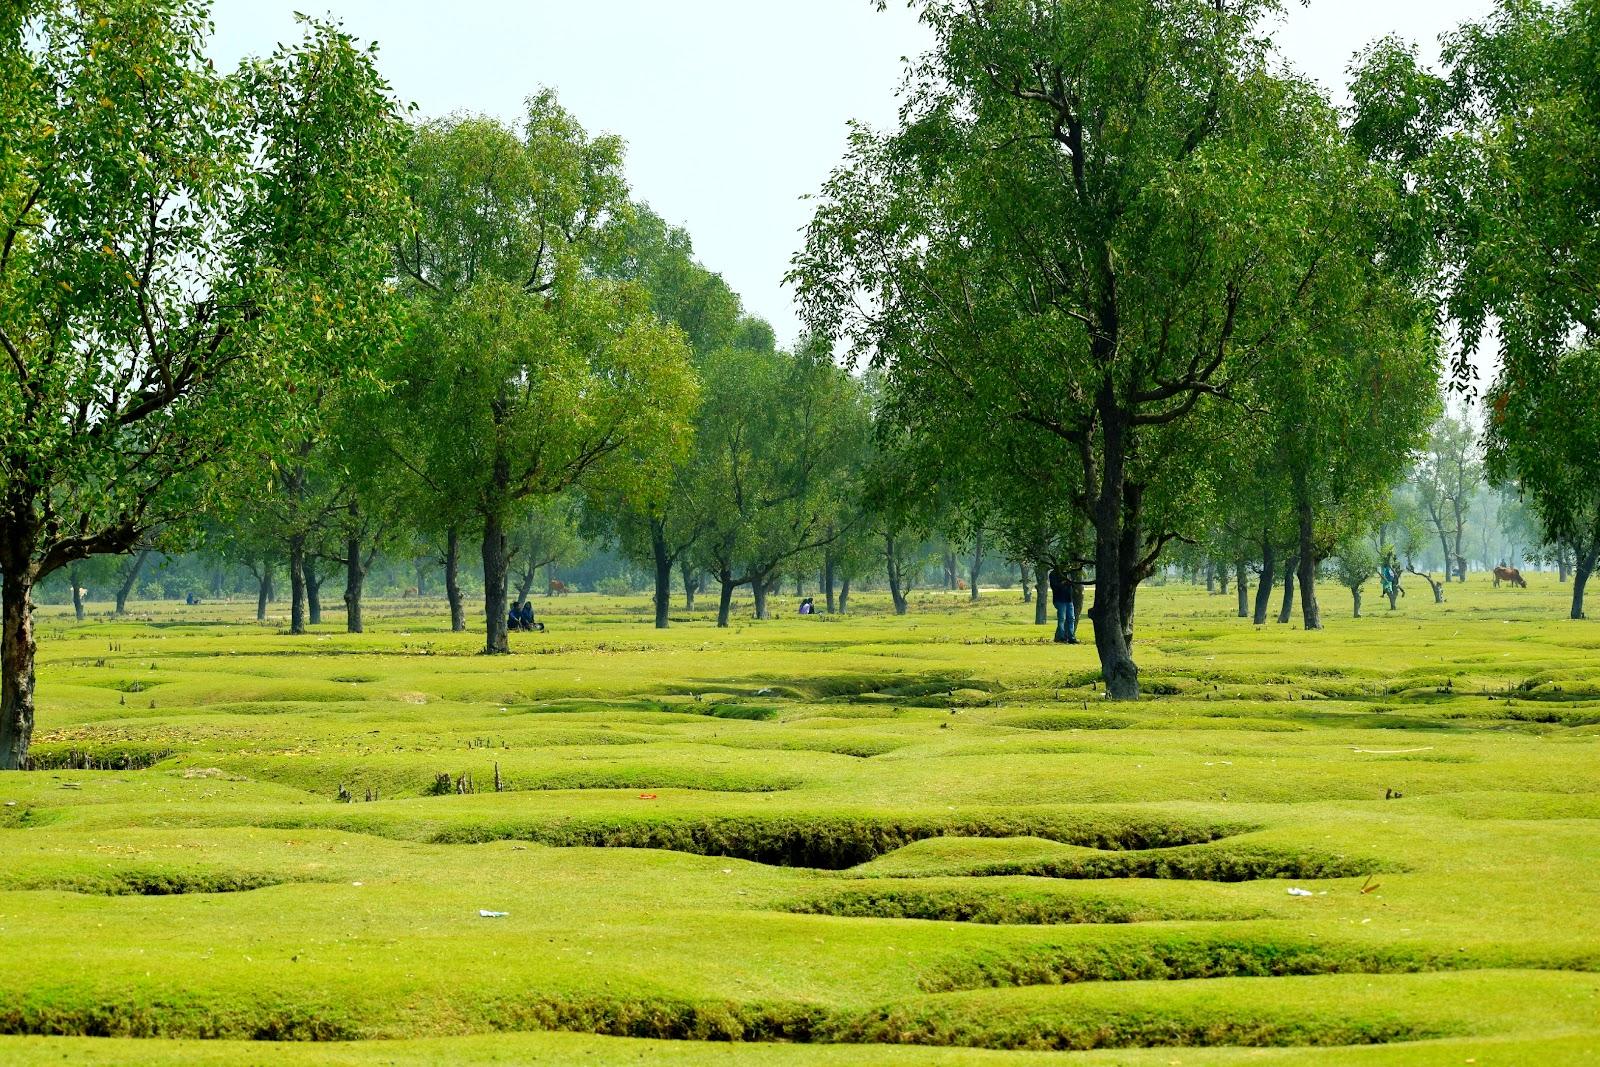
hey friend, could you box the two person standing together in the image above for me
[1047,567,1079,645]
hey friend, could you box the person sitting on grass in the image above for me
[520,600,545,633]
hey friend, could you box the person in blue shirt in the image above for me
[1048,567,1078,644]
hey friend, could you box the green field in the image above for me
[3,581,1598,1065]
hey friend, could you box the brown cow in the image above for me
[1493,566,1528,589]
[547,579,570,597]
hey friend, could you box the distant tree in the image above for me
[795,0,1433,696]
[390,95,697,652]
[0,5,406,768]
[1334,536,1379,619]
[1413,414,1482,583]
[1486,346,1600,620]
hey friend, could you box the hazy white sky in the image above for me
[209,0,1496,350]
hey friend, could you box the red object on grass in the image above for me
[638,793,658,800]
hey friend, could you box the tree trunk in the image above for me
[255,563,272,622]
[651,518,672,629]
[114,549,150,615]
[1352,585,1363,619]
[839,577,851,615]
[306,557,323,626]
[413,558,429,599]
[482,511,510,654]
[823,550,836,614]
[1021,563,1033,603]
[445,527,466,632]
[753,573,770,620]
[1253,535,1276,625]
[1297,495,1321,631]
[969,527,983,601]
[288,534,308,635]
[1218,563,1229,596]
[70,564,85,622]
[1235,559,1249,618]
[1,568,38,769]
[886,534,909,615]
[1438,530,1453,582]
[716,574,734,628]
[1034,561,1050,625]
[1276,555,1298,624]
[681,562,697,610]
[1204,559,1215,594]
[1089,402,1140,700]
[942,548,957,591]
[1572,540,1597,621]
[344,526,365,635]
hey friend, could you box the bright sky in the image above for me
[209,0,1497,351]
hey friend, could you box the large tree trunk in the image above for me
[1235,559,1250,618]
[1034,561,1050,625]
[288,534,308,635]
[1253,535,1276,625]
[306,557,323,626]
[823,549,836,614]
[255,562,272,622]
[70,564,85,622]
[1297,494,1321,631]
[716,573,735,628]
[1089,402,1139,699]
[651,518,672,630]
[445,527,466,632]
[753,572,770,620]
[969,527,983,601]
[114,549,150,615]
[886,534,909,616]
[1,568,38,769]
[682,562,698,610]
[1277,555,1298,624]
[1573,539,1597,621]
[482,510,510,655]
[344,525,366,635]
[839,577,851,615]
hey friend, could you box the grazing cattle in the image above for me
[1493,566,1528,589]
[548,579,570,597]
[955,579,968,591]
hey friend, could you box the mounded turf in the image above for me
[4,579,1599,1063]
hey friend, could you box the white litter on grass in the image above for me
[1287,887,1314,897]
[479,910,509,918]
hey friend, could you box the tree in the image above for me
[795,0,1431,695]
[0,4,406,768]
[1413,413,1482,583]
[1334,536,1379,619]
[1486,346,1600,620]
[390,96,698,653]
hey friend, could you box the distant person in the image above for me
[799,597,815,615]
[520,600,544,633]
[1048,566,1078,644]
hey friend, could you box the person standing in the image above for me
[1048,566,1078,644]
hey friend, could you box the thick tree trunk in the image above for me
[839,577,851,615]
[753,573,770,620]
[1089,403,1140,700]
[1277,555,1298,624]
[255,563,272,622]
[70,564,85,622]
[1218,563,1229,596]
[482,511,510,654]
[344,529,365,635]
[445,527,466,632]
[1297,495,1321,631]
[886,534,909,615]
[716,574,734,628]
[1573,541,1597,621]
[1204,560,1215,594]
[651,519,672,630]
[1034,562,1050,625]
[682,562,697,610]
[1,568,38,770]
[306,557,323,626]
[1235,559,1250,618]
[1253,535,1276,625]
[114,549,150,615]
[969,527,983,601]
[288,534,308,635]
[823,550,836,614]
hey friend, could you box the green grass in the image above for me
[4,579,1600,1063]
